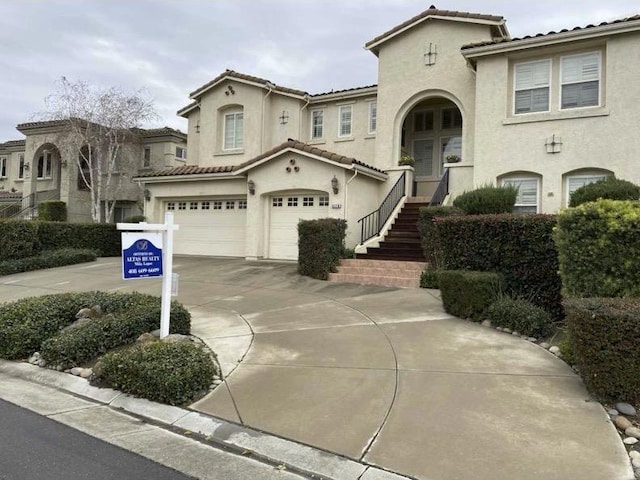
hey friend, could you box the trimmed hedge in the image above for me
[452,185,517,215]
[0,292,190,362]
[555,200,640,298]
[0,221,40,261]
[38,201,67,222]
[418,206,463,267]
[438,270,502,320]
[484,297,554,338]
[569,177,640,207]
[298,218,347,280]
[40,297,190,369]
[124,215,146,223]
[0,248,97,276]
[420,269,440,289]
[99,342,215,406]
[564,298,640,402]
[434,214,562,318]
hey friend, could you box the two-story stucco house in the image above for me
[137,5,640,264]
[0,123,187,222]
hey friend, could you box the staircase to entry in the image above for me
[328,198,428,288]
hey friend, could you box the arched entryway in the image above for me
[27,143,63,206]
[396,93,464,198]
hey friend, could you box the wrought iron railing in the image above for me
[358,171,406,243]
[6,189,60,220]
[429,168,449,206]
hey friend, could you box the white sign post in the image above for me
[117,212,179,339]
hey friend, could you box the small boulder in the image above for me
[37,359,47,368]
[161,334,192,344]
[626,427,640,440]
[540,342,550,349]
[151,329,161,338]
[61,318,93,333]
[549,346,561,355]
[70,367,83,376]
[503,328,513,334]
[630,450,640,459]
[615,415,633,431]
[608,409,619,417]
[80,368,92,379]
[624,437,639,445]
[92,361,103,378]
[137,333,157,344]
[481,320,491,328]
[616,402,637,417]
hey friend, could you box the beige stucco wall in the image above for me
[374,20,495,172]
[0,149,26,194]
[472,33,640,212]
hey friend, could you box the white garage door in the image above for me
[269,194,330,260]
[166,199,246,257]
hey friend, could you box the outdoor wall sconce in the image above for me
[424,43,437,66]
[331,175,339,194]
[247,180,256,195]
[195,121,200,134]
[279,110,290,125]
[545,134,563,154]
[61,159,68,168]
[23,162,30,171]
[144,188,151,201]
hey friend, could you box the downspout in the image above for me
[344,168,358,220]
[298,94,311,140]
[261,83,275,151]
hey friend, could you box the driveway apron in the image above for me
[0,257,630,480]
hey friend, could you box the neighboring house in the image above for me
[132,6,639,261]
[0,123,187,222]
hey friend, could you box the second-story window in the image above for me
[561,52,600,109]
[176,146,187,159]
[311,109,324,139]
[18,154,24,179]
[368,101,377,134]
[143,147,151,168]
[338,105,352,137]
[514,59,551,114]
[224,111,244,150]
[0,157,6,178]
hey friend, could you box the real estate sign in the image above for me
[121,232,163,280]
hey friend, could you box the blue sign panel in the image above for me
[122,232,163,280]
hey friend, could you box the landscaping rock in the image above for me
[512,331,520,336]
[213,379,223,385]
[626,427,640,439]
[503,328,512,334]
[540,342,550,349]
[151,329,161,337]
[28,352,40,364]
[481,320,491,327]
[92,361,103,378]
[616,403,637,417]
[70,367,83,376]
[162,334,191,344]
[630,450,640,459]
[633,456,640,469]
[625,437,639,445]
[137,333,156,344]
[80,368,92,379]
[549,346,560,355]
[61,317,93,333]
[37,359,46,367]
[615,415,633,431]
[609,409,620,416]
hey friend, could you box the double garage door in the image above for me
[167,199,246,257]
[269,194,329,260]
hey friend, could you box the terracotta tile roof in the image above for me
[0,190,22,200]
[136,165,235,178]
[16,119,68,130]
[462,13,640,50]
[140,126,186,139]
[366,5,504,50]
[236,139,384,174]
[311,84,378,98]
[177,101,199,117]
[189,69,308,99]
[0,139,25,149]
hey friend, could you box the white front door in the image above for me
[268,194,329,260]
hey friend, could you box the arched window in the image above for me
[563,169,612,206]
[500,173,541,214]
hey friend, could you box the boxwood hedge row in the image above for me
[438,270,502,320]
[298,218,347,280]
[0,248,97,276]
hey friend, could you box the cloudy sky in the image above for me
[1,0,638,140]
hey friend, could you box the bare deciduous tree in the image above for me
[41,77,158,223]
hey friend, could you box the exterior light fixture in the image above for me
[331,175,339,194]
[248,179,256,195]
[23,162,30,171]
[545,134,563,154]
[61,159,68,168]
[144,188,151,201]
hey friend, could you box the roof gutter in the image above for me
[134,173,239,184]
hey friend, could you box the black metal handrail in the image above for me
[430,168,449,206]
[358,171,406,243]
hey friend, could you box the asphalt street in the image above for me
[0,399,194,480]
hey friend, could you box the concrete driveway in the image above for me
[0,257,631,480]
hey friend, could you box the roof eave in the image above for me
[463,19,640,58]
[310,86,378,103]
[177,102,199,118]
[189,75,307,101]
[134,173,240,184]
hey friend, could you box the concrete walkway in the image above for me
[0,257,632,480]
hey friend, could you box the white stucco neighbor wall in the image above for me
[374,20,496,172]
[472,33,640,212]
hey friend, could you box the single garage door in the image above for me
[167,199,246,257]
[269,194,330,260]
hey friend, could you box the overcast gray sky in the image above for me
[1,0,638,140]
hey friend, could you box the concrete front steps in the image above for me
[328,258,428,288]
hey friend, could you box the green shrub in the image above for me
[38,201,67,222]
[0,248,97,276]
[124,215,146,223]
[418,206,463,267]
[40,297,190,369]
[298,218,347,280]
[99,342,215,406]
[435,214,562,319]
[0,292,190,362]
[452,185,517,215]
[569,177,640,207]
[438,270,502,320]
[564,298,640,402]
[0,221,40,261]
[555,200,640,298]
[420,270,440,289]
[485,297,554,338]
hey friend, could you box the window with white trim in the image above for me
[213,201,222,210]
[502,177,539,214]
[224,111,243,150]
[18,154,24,179]
[166,202,175,211]
[311,109,324,139]
[225,201,235,210]
[338,105,352,137]
[414,110,434,132]
[238,200,247,209]
[178,202,186,210]
[189,202,198,210]
[272,197,283,207]
[143,147,151,168]
[0,157,6,178]
[368,101,377,134]
[413,138,434,177]
[566,173,609,205]
[37,151,52,179]
[561,52,600,109]
[514,60,551,114]
[287,197,298,207]
[176,146,187,159]
[201,201,210,210]
[303,197,314,207]
[441,108,462,129]
[319,196,329,206]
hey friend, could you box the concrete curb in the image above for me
[0,360,412,480]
